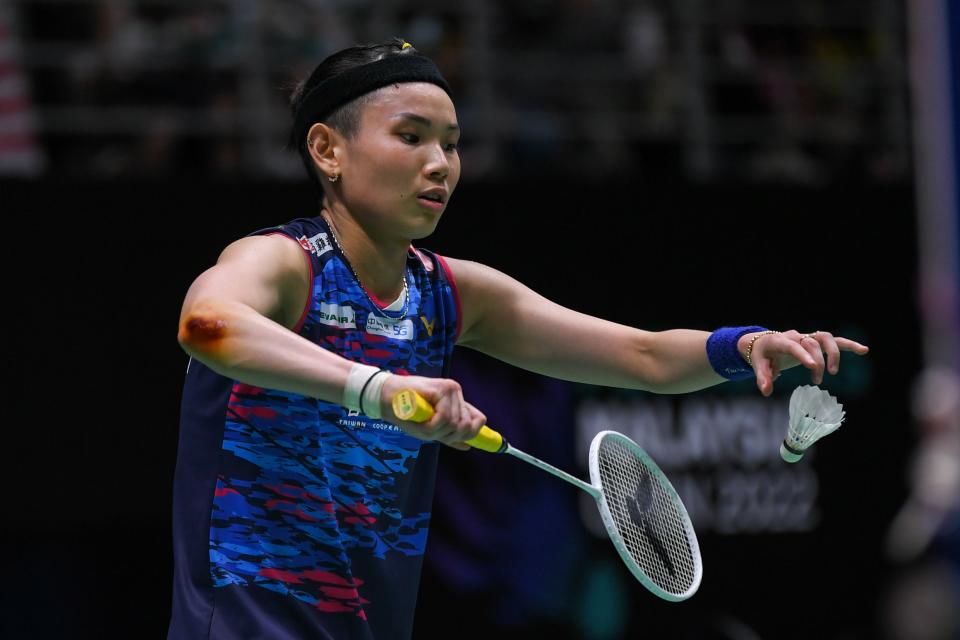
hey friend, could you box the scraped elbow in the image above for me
[178,303,231,361]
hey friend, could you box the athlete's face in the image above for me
[337,82,461,239]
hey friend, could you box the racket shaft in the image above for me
[506,447,599,497]
[392,390,598,495]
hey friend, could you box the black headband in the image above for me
[291,53,452,147]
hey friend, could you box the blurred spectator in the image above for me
[0,3,45,175]
[8,0,911,182]
[884,366,960,640]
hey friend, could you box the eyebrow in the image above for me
[390,112,459,131]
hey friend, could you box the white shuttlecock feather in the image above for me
[781,385,845,463]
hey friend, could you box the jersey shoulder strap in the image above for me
[247,216,336,275]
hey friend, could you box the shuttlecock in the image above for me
[782,385,845,463]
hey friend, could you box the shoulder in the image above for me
[221,215,333,281]
[218,233,307,276]
[181,232,311,331]
[436,256,516,292]
[425,257,527,346]
[246,217,331,262]
[215,233,312,325]
[407,252,513,296]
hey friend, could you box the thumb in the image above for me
[755,358,774,397]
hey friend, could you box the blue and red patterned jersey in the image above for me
[168,216,460,640]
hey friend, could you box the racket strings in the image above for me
[597,436,698,597]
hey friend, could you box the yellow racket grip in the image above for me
[391,389,508,453]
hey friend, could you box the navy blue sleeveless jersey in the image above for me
[168,216,461,639]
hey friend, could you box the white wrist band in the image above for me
[360,370,392,420]
[344,363,380,412]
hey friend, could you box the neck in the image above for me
[321,204,409,302]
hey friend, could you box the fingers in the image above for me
[431,400,487,448]
[755,356,775,397]
[836,336,870,354]
[752,329,870,395]
[384,376,486,449]
[777,334,819,370]
[754,356,783,397]
[430,383,463,432]
[812,331,841,375]
[752,332,815,394]
[444,403,488,450]
[799,331,869,380]
[799,335,827,384]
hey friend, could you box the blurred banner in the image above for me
[908,0,960,370]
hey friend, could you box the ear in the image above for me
[306,122,342,180]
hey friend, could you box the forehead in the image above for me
[360,82,458,128]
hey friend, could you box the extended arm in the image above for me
[177,234,353,399]
[448,258,868,395]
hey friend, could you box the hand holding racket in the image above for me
[393,389,703,601]
[380,375,487,449]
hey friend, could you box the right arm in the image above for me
[177,234,353,400]
[177,234,483,445]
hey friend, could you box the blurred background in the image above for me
[2,0,958,638]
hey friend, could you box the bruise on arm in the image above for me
[178,313,229,357]
[177,234,310,366]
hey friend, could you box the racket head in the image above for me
[588,430,702,601]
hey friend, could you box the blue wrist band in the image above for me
[706,326,768,380]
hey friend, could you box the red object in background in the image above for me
[0,5,44,175]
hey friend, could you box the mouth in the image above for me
[416,192,447,211]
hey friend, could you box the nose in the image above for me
[423,142,449,180]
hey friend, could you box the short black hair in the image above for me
[290,38,420,194]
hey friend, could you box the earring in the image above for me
[328,174,340,183]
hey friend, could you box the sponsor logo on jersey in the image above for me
[317,302,356,328]
[366,313,415,340]
[420,315,436,337]
[336,415,402,432]
[297,232,332,257]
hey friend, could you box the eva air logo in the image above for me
[317,302,356,328]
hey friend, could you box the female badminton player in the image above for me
[169,38,869,639]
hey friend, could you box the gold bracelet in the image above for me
[744,330,780,367]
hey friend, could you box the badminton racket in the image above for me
[392,389,703,601]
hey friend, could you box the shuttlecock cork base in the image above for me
[781,385,845,463]
[780,440,806,463]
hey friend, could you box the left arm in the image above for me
[446,258,868,395]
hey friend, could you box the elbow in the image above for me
[178,301,232,363]
[631,330,712,395]
[630,330,675,394]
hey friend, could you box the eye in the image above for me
[399,133,420,144]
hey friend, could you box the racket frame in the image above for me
[588,430,703,602]
[391,389,702,601]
